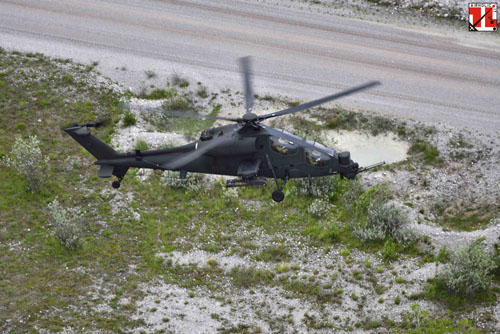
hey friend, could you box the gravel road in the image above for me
[1,0,500,134]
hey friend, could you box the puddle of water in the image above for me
[322,130,409,167]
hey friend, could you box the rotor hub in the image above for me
[242,112,258,122]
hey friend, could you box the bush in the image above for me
[141,88,175,100]
[47,199,83,250]
[409,139,440,164]
[368,201,405,238]
[401,303,480,334]
[144,70,156,79]
[221,185,239,204]
[2,135,48,191]
[352,224,385,242]
[440,238,496,296]
[160,170,205,192]
[381,239,399,262]
[172,73,189,88]
[353,200,418,247]
[196,85,209,98]
[296,176,339,198]
[163,96,191,111]
[308,199,331,218]
[135,139,149,151]
[123,112,137,127]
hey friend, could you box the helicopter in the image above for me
[65,57,384,202]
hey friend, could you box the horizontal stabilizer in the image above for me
[98,165,114,178]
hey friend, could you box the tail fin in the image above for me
[64,125,119,160]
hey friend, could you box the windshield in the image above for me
[270,136,297,155]
[276,129,335,156]
[305,148,330,166]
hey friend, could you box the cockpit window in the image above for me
[200,130,213,141]
[305,140,335,157]
[270,136,297,155]
[305,148,328,166]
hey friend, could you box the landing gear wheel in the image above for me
[112,181,121,189]
[272,190,285,203]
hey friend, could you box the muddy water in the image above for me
[322,130,409,167]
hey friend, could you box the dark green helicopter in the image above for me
[65,57,384,202]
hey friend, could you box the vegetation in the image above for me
[2,135,48,191]
[134,139,149,151]
[144,70,156,79]
[172,73,189,88]
[440,238,496,297]
[409,139,440,164]
[123,111,137,127]
[47,199,83,250]
[397,304,481,334]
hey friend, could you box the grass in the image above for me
[138,88,176,100]
[123,112,137,127]
[408,139,441,164]
[255,244,291,262]
[135,139,149,151]
[172,73,189,88]
[434,201,498,231]
[412,278,497,310]
[144,70,156,79]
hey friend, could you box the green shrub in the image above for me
[368,202,405,237]
[47,199,83,250]
[296,175,339,198]
[436,246,451,264]
[354,200,418,247]
[164,96,191,111]
[409,139,440,163]
[172,73,189,88]
[196,85,209,98]
[2,135,48,191]
[135,139,149,151]
[14,122,26,130]
[440,238,496,296]
[256,244,290,262]
[381,240,399,262]
[39,99,50,106]
[160,170,205,192]
[230,266,274,288]
[401,303,480,334]
[308,199,331,218]
[144,70,156,79]
[221,184,239,204]
[123,112,137,127]
[141,88,175,100]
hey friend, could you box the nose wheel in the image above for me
[266,154,289,203]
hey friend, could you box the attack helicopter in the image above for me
[65,57,384,202]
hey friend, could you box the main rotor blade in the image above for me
[259,124,333,157]
[143,107,239,122]
[239,56,254,114]
[163,126,239,170]
[258,81,381,121]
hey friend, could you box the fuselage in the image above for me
[95,123,359,179]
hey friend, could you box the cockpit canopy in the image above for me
[270,136,297,155]
[305,148,330,166]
